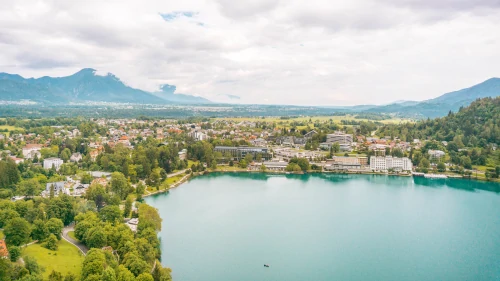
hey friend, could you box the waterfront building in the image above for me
[214,146,272,161]
[370,156,412,171]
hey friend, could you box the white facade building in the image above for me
[370,156,412,171]
[43,157,63,170]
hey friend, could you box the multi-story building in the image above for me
[43,157,63,170]
[370,156,412,171]
[214,146,272,161]
[22,144,42,159]
[326,132,353,145]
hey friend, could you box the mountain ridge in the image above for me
[0,69,211,104]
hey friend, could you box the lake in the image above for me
[145,173,500,281]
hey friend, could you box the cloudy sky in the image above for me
[1,0,500,105]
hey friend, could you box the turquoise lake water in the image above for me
[145,173,500,281]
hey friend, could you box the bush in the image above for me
[8,245,21,262]
[43,234,59,251]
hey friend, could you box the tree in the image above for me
[420,158,430,169]
[260,164,267,172]
[123,252,149,277]
[239,160,248,169]
[48,270,63,281]
[331,143,340,153]
[18,179,41,198]
[64,273,77,281]
[8,245,21,262]
[138,204,162,232]
[99,205,122,223]
[244,153,253,164]
[24,255,42,276]
[210,159,217,170]
[437,162,446,172]
[43,234,59,251]
[60,148,71,162]
[136,182,146,202]
[123,196,133,217]
[0,209,20,228]
[135,273,154,281]
[31,219,49,241]
[81,173,93,184]
[4,217,31,246]
[85,228,108,249]
[110,172,132,200]
[46,218,64,240]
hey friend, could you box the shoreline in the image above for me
[142,169,499,198]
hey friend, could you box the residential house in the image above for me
[42,182,68,197]
[22,144,42,159]
[70,153,83,162]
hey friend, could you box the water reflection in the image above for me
[203,172,500,194]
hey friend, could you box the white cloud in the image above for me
[0,0,499,105]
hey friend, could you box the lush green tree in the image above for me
[136,273,154,281]
[81,249,106,280]
[8,245,21,262]
[437,162,446,172]
[124,196,133,217]
[239,160,248,169]
[48,270,63,281]
[23,255,42,276]
[138,204,162,232]
[85,227,107,249]
[81,173,93,184]
[0,208,20,228]
[31,219,50,241]
[18,179,42,198]
[110,172,133,200]
[420,158,430,169]
[46,218,64,240]
[63,273,77,281]
[99,205,122,223]
[123,252,150,277]
[0,258,12,281]
[43,234,58,250]
[4,217,31,246]
[116,265,135,281]
[151,261,173,281]
[136,182,146,202]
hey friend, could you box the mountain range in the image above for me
[0,69,499,117]
[327,77,500,117]
[0,68,211,105]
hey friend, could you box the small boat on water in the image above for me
[264,264,270,267]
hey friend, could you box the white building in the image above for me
[370,156,412,172]
[22,144,42,159]
[70,153,83,162]
[428,150,445,161]
[43,157,63,170]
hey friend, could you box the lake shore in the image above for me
[142,168,499,198]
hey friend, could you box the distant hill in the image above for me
[0,69,211,104]
[364,78,500,117]
[152,84,211,104]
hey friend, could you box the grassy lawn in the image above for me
[23,239,84,279]
[67,231,78,242]
[0,125,24,136]
[215,115,412,125]
[166,174,184,185]
[217,166,247,172]
[187,160,198,167]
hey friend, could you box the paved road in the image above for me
[62,225,89,256]
[168,169,188,177]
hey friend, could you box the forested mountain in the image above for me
[378,97,500,169]
[0,69,211,105]
[363,78,500,117]
[378,97,500,145]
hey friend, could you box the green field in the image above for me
[0,125,24,136]
[166,174,185,185]
[216,115,412,125]
[23,239,85,278]
[67,231,78,242]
